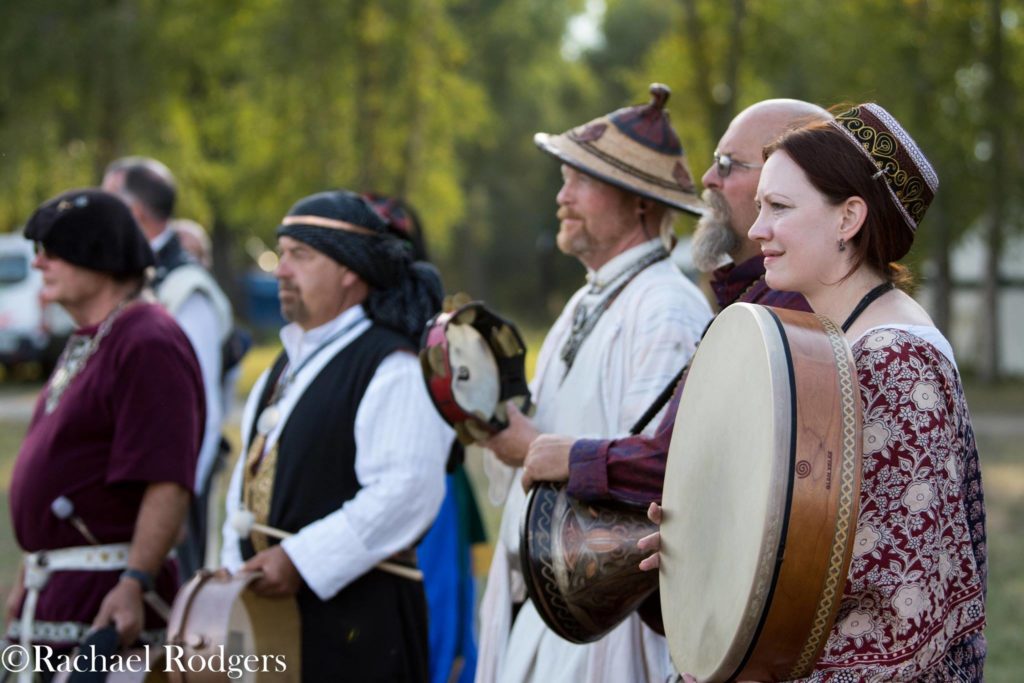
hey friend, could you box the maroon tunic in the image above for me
[8,302,203,646]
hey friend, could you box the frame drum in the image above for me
[660,304,862,682]
[164,571,301,682]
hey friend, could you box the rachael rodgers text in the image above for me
[1,643,288,680]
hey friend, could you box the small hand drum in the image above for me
[164,571,301,682]
[420,301,532,444]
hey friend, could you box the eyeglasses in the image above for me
[713,152,763,178]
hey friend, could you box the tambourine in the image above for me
[420,301,531,445]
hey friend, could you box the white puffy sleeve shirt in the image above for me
[221,308,451,600]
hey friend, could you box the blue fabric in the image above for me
[420,473,478,683]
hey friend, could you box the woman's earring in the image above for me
[838,239,846,252]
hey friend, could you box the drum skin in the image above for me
[164,571,301,682]
[421,311,497,435]
[660,304,862,682]
[420,302,531,444]
[520,483,657,644]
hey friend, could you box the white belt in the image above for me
[19,543,131,683]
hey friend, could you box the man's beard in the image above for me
[555,206,593,258]
[278,284,307,323]
[691,190,741,272]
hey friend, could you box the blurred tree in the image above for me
[980,0,1009,381]
[0,0,1020,360]
[446,0,596,323]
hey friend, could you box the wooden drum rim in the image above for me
[660,304,862,682]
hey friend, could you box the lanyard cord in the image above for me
[270,316,366,402]
[840,282,894,333]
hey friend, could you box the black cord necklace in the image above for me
[840,282,894,333]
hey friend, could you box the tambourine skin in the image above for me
[419,301,532,444]
[421,311,488,432]
[520,482,658,644]
[660,304,862,682]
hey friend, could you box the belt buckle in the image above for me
[24,552,50,590]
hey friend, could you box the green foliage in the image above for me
[0,0,1020,327]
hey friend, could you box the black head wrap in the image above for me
[24,188,154,278]
[277,190,442,341]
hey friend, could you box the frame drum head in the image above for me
[446,322,501,420]
[660,303,861,682]
[661,303,792,680]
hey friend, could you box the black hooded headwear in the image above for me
[277,190,443,341]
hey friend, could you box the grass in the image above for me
[0,418,28,588]
[0,370,1020,679]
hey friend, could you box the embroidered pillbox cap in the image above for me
[24,188,155,277]
[829,103,939,233]
[534,83,705,216]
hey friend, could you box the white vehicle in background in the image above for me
[0,233,74,373]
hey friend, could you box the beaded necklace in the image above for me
[45,298,136,414]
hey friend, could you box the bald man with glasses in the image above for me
[520,98,833,512]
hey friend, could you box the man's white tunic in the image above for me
[476,239,712,683]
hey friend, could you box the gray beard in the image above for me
[691,190,741,272]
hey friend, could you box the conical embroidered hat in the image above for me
[534,83,704,216]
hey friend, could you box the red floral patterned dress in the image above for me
[805,328,987,682]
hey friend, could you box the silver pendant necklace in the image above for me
[46,298,135,414]
[255,317,364,436]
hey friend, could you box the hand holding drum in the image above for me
[420,300,532,446]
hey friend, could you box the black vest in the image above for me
[240,324,429,681]
[151,232,194,289]
[240,324,412,560]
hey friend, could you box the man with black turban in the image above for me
[220,190,451,681]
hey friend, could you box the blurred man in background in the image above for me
[103,158,233,579]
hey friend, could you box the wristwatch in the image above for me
[120,568,155,593]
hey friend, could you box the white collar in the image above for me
[280,305,367,369]
[585,239,664,291]
[150,227,174,253]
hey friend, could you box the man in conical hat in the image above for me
[475,84,713,683]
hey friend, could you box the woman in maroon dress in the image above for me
[644,105,986,681]
[5,189,203,668]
